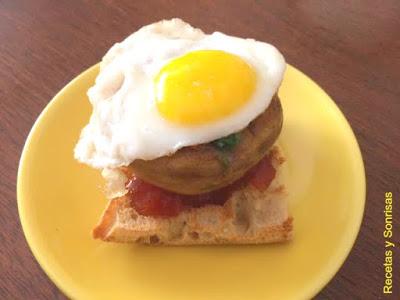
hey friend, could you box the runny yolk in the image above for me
[154,50,256,125]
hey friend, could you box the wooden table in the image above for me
[1,1,399,299]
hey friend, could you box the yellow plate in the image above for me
[17,64,365,300]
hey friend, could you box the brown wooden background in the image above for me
[1,1,399,299]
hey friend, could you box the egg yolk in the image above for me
[154,50,256,125]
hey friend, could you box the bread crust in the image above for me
[93,146,293,245]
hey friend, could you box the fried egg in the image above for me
[74,19,286,168]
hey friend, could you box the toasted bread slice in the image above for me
[93,146,293,245]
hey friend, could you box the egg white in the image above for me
[74,18,286,169]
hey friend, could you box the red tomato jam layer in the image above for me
[126,154,276,217]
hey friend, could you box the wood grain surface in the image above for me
[1,1,399,299]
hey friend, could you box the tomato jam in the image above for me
[126,154,276,217]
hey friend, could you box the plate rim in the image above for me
[17,63,366,300]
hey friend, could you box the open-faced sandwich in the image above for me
[74,19,292,245]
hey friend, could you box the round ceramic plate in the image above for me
[18,64,365,300]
